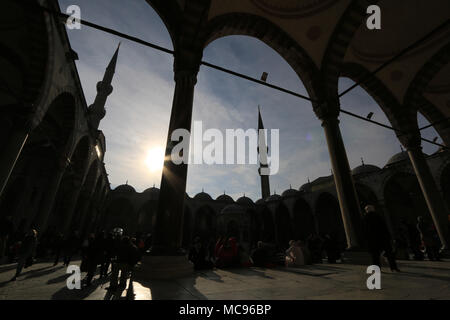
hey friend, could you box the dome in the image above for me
[386,151,409,166]
[193,191,212,202]
[266,194,282,202]
[236,196,254,206]
[143,186,159,200]
[282,188,300,197]
[299,183,312,193]
[216,194,234,203]
[114,184,136,194]
[255,198,265,205]
[351,164,381,175]
[220,204,245,215]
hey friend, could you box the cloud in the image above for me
[58,0,440,200]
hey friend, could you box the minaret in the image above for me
[89,43,120,130]
[257,106,271,199]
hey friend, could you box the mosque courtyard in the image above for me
[0,259,449,300]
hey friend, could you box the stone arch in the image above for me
[261,206,275,243]
[383,172,429,229]
[144,0,181,51]
[193,205,216,241]
[104,197,136,234]
[200,12,320,101]
[320,0,376,98]
[275,203,292,248]
[315,192,346,249]
[292,198,315,241]
[49,135,90,229]
[182,205,193,248]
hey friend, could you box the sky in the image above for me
[58,0,440,201]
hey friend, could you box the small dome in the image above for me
[114,184,136,193]
[237,196,254,206]
[216,194,234,203]
[266,194,281,202]
[194,191,212,202]
[352,164,381,175]
[143,187,159,200]
[255,198,265,205]
[386,151,409,166]
[282,188,300,197]
[299,183,312,193]
[220,204,245,215]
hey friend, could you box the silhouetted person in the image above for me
[11,229,38,281]
[250,241,270,267]
[83,234,103,287]
[417,216,441,261]
[0,216,14,261]
[363,205,400,272]
[100,232,115,277]
[108,236,141,291]
[406,219,424,260]
[188,236,213,270]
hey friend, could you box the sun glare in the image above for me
[145,146,165,172]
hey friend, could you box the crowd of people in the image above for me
[0,204,447,285]
[187,232,343,271]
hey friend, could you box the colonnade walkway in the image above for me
[0,259,449,300]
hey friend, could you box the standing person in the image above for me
[0,216,14,262]
[363,205,400,272]
[406,219,424,260]
[108,236,141,291]
[417,216,441,261]
[10,229,38,281]
[100,232,114,278]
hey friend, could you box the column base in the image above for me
[341,250,388,266]
[133,255,194,281]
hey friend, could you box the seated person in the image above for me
[285,240,305,267]
[215,237,239,268]
[188,236,213,270]
[250,241,271,267]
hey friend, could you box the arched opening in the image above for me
[292,198,315,241]
[71,160,99,231]
[193,206,216,241]
[104,197,135,234]
[49,136,90,231]
[226,220,240,240]
[384,172,430,230]
[184,11,321,203]
[182,206,192,248]
[440,164,450,212]
[417,112,441,155]
[275,204,293,249]
[261,207,275,243]
[1,93,76,229]
[137,200,158,234]
[315,192,346,250]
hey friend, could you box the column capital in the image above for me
[312,99,340,123]
[397,131,422,152]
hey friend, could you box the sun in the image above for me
[145,146,165,172]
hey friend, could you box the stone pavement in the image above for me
[0,259,449,300]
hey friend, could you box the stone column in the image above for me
[60,179,83,235]
[151,69,198,254]
[0,128,29,198]
[33,154,69,233]
[403,136,449,249]
[314,101,361,249]
[135,60,200,281]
